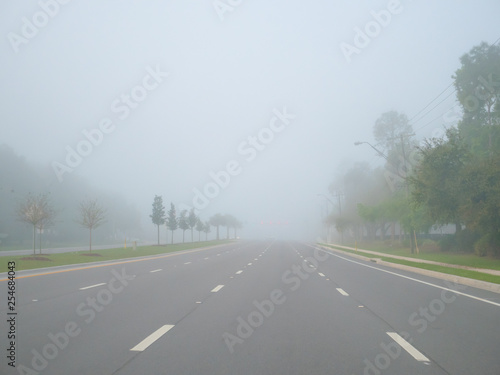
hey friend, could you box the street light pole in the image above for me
[354,140,416,253]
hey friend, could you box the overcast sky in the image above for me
[1,1,499,240]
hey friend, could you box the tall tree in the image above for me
[203,221,211,241]
[453,41,500,157]
[16,193,56,255]
[373,111,413,152]
[209,213,225,240]
[166,203,178,244]
[150,195,165,246]
[188,208,197,242]
[76,199,106,253]
[195,217,204,241]
[178,210,189,243]
[410,128,469,234]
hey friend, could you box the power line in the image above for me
[408,83,455,123]
[410,89,457,127]
[407,36,499,132]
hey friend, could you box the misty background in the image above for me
[1,1,499,246]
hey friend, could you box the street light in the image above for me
[354,140,416,253]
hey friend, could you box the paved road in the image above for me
[1,241,499,374]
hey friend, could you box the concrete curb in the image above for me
[319,245,500,294]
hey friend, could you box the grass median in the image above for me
[320,243,500,285]
[0,240,233,273]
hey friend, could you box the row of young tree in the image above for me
[16,193,106,254]
[326,41,500,256]
[1,144,141,249]
[150,195,243,245]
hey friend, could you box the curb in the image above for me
[319,245,500,294]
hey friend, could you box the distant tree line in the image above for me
[325,41,500,256]
[150,195,242,245]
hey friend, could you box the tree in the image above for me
[373,111,413,152]
[76,199,106,253]
[195,217,204,241]
[188,208,197,242]
[16,193,56,255]
[166,203,178,244]
[178,210,189,243]
[203,221,211,241]
[410,128,469,234]
[453,41,500,157]
[209,213,225,240]
[150,195,165,246]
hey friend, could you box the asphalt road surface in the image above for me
[1,241,499,374]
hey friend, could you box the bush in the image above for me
[439,235,457,252]
[474,235,492,257]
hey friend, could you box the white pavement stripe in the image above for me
[318,272,325,277]
[308,244,500,307]
[150,269,162,273]
[236,270,243,274]
[130,325,174,352]
[247,263,252,266]
[79,283,106,290]
[386,332,430,362]
[336,288,349,296]
[184,262,191,265]
[211,284,224,292]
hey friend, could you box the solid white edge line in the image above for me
[130,325,174,351]
[387,332,430,362]
[211,284,224,292]
[79,283,106,290]
[308,244,500,307]
[336,288,349,296]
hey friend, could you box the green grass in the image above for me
[340,242,500,270]
[0,240,233,273]
[321,244,500,284]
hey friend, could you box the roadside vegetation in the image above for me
[323,41,500,259]
[321,243,500,285]
[0,240,233,273]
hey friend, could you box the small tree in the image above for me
[16,193,56,255]
[195,217,204,241]
[188,208,197,242]
[178,210,189,243]
[166,203,178,244]
[203,221,211,241]
[77,199,106,253]
[150,195,165,246]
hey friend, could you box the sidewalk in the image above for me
[329,244,500,276]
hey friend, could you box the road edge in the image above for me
[317,244,500,294]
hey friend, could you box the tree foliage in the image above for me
[166,203,178,244]
[77,199,106,253]
[150,195,165,245]
[16,193,56,255]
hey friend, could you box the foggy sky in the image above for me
[1,1,499,240]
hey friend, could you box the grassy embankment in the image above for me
[320,242,500,285]
[0,240,233,273]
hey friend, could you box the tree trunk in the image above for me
[171,230,174,244]
[32,225,36,255]
[157,225,160,246]
[89,228,92,253]
[182,230,185,243]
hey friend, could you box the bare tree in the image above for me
[16,193,56,255]
[77,199,106,253]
